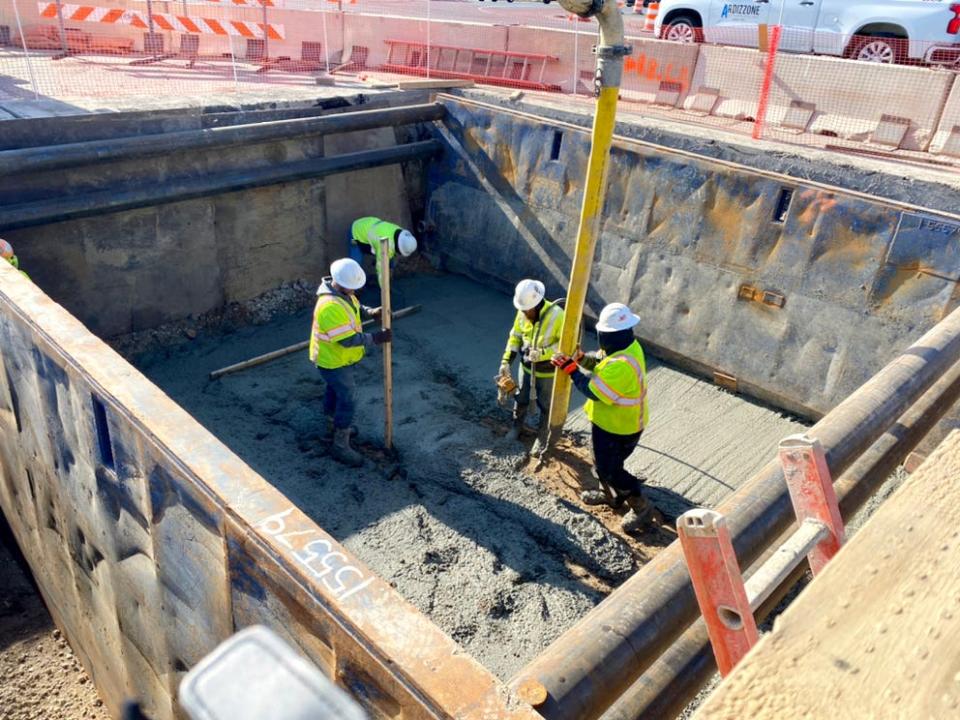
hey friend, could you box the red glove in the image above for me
[551,353,578,376]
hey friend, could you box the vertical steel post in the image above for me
[677,510,758,677]
[145,0,156,34]
[321,1,331,75]
[229,33,240,93]
[54,0,69,56]
[779,434,845,575]
[545,0,630,448]
[426,0,431,79]
[752,23,781,140]
[261,0,270,59]
[572,17,579,96]
[12,0,40,99]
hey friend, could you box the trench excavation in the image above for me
[129,272,805,679]
[2,85,960,720]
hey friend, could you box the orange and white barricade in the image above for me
[37,1,285,39]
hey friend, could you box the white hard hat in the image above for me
[397,230,417,257]
[331,258,366,290]
[0,239,12,260]
[513,279,546,311]
[596,303,640,332]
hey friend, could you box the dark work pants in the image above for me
[591,424,644,497]
[514,369,552,425]
[319,365,356,429]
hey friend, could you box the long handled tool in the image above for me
[208,304,421,380]
[379,239,393,450]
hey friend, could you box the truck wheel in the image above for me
[847,34,906,64]
[661,15,703,44]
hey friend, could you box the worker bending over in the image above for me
[552,303,654,533]
[310,258,391,467]
[349,216,418,288]
[0,239,29,280]
[499,279,564,440]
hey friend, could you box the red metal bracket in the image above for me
[677,509,759,676]
[778,434,845,575]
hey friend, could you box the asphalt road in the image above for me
[334,0,652,33]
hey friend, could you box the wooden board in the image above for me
[380,239,393,450]
[694,429,960,719]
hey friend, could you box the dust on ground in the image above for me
[0,516,107,720]
[131,272,806,680]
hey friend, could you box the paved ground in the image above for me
[130,271,805,680]
[0,49,401,117]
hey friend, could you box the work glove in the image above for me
[372,329,392,345]
[367,306,383,320]
[495,364,516,408]
[551,352,578,376]
[576,349,600,371]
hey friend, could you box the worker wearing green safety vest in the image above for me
[0,239,29,281]
[349,216,418,287]
[310,258,392,468]
[552,302,655,534]
[497,279,564,441]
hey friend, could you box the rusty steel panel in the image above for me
[0,261,539,720]
[429,96,960,421]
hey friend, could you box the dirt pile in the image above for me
[0,520,107,720]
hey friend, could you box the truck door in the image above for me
[707,0,771,47]
[771,0,823,52]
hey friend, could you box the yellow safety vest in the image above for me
[585,341,649,435]
[352,216,400,284]
[502,301,564,378]
[309,292,365,370]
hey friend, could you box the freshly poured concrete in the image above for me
[133,272,805,679]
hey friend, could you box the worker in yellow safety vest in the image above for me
[310,258,392,467]
[349,216,418,288]
[0,239,29,281]
[552,303,654,533]
[497,279,564,441]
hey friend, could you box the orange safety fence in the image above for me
[1,0,960,168]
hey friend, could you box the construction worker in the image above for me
[310,258,392,467]
[552,303,653,533]
[0,239,28,280]
[498,279,564,441]
[349,216,418,288]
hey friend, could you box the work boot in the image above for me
[580,489,618,507]
[507,418,537,442]
[331,428,363,467]
[621,494,655,534]
[580,471,622,507]
[323,416,357,441]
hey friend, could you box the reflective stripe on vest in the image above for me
[502,301,563,371]
[590,354,647,407]
[586,344,648,435]
[309,295,363,366]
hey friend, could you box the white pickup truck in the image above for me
[653,0,960,64]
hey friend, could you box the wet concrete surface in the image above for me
[133,272,806,679]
